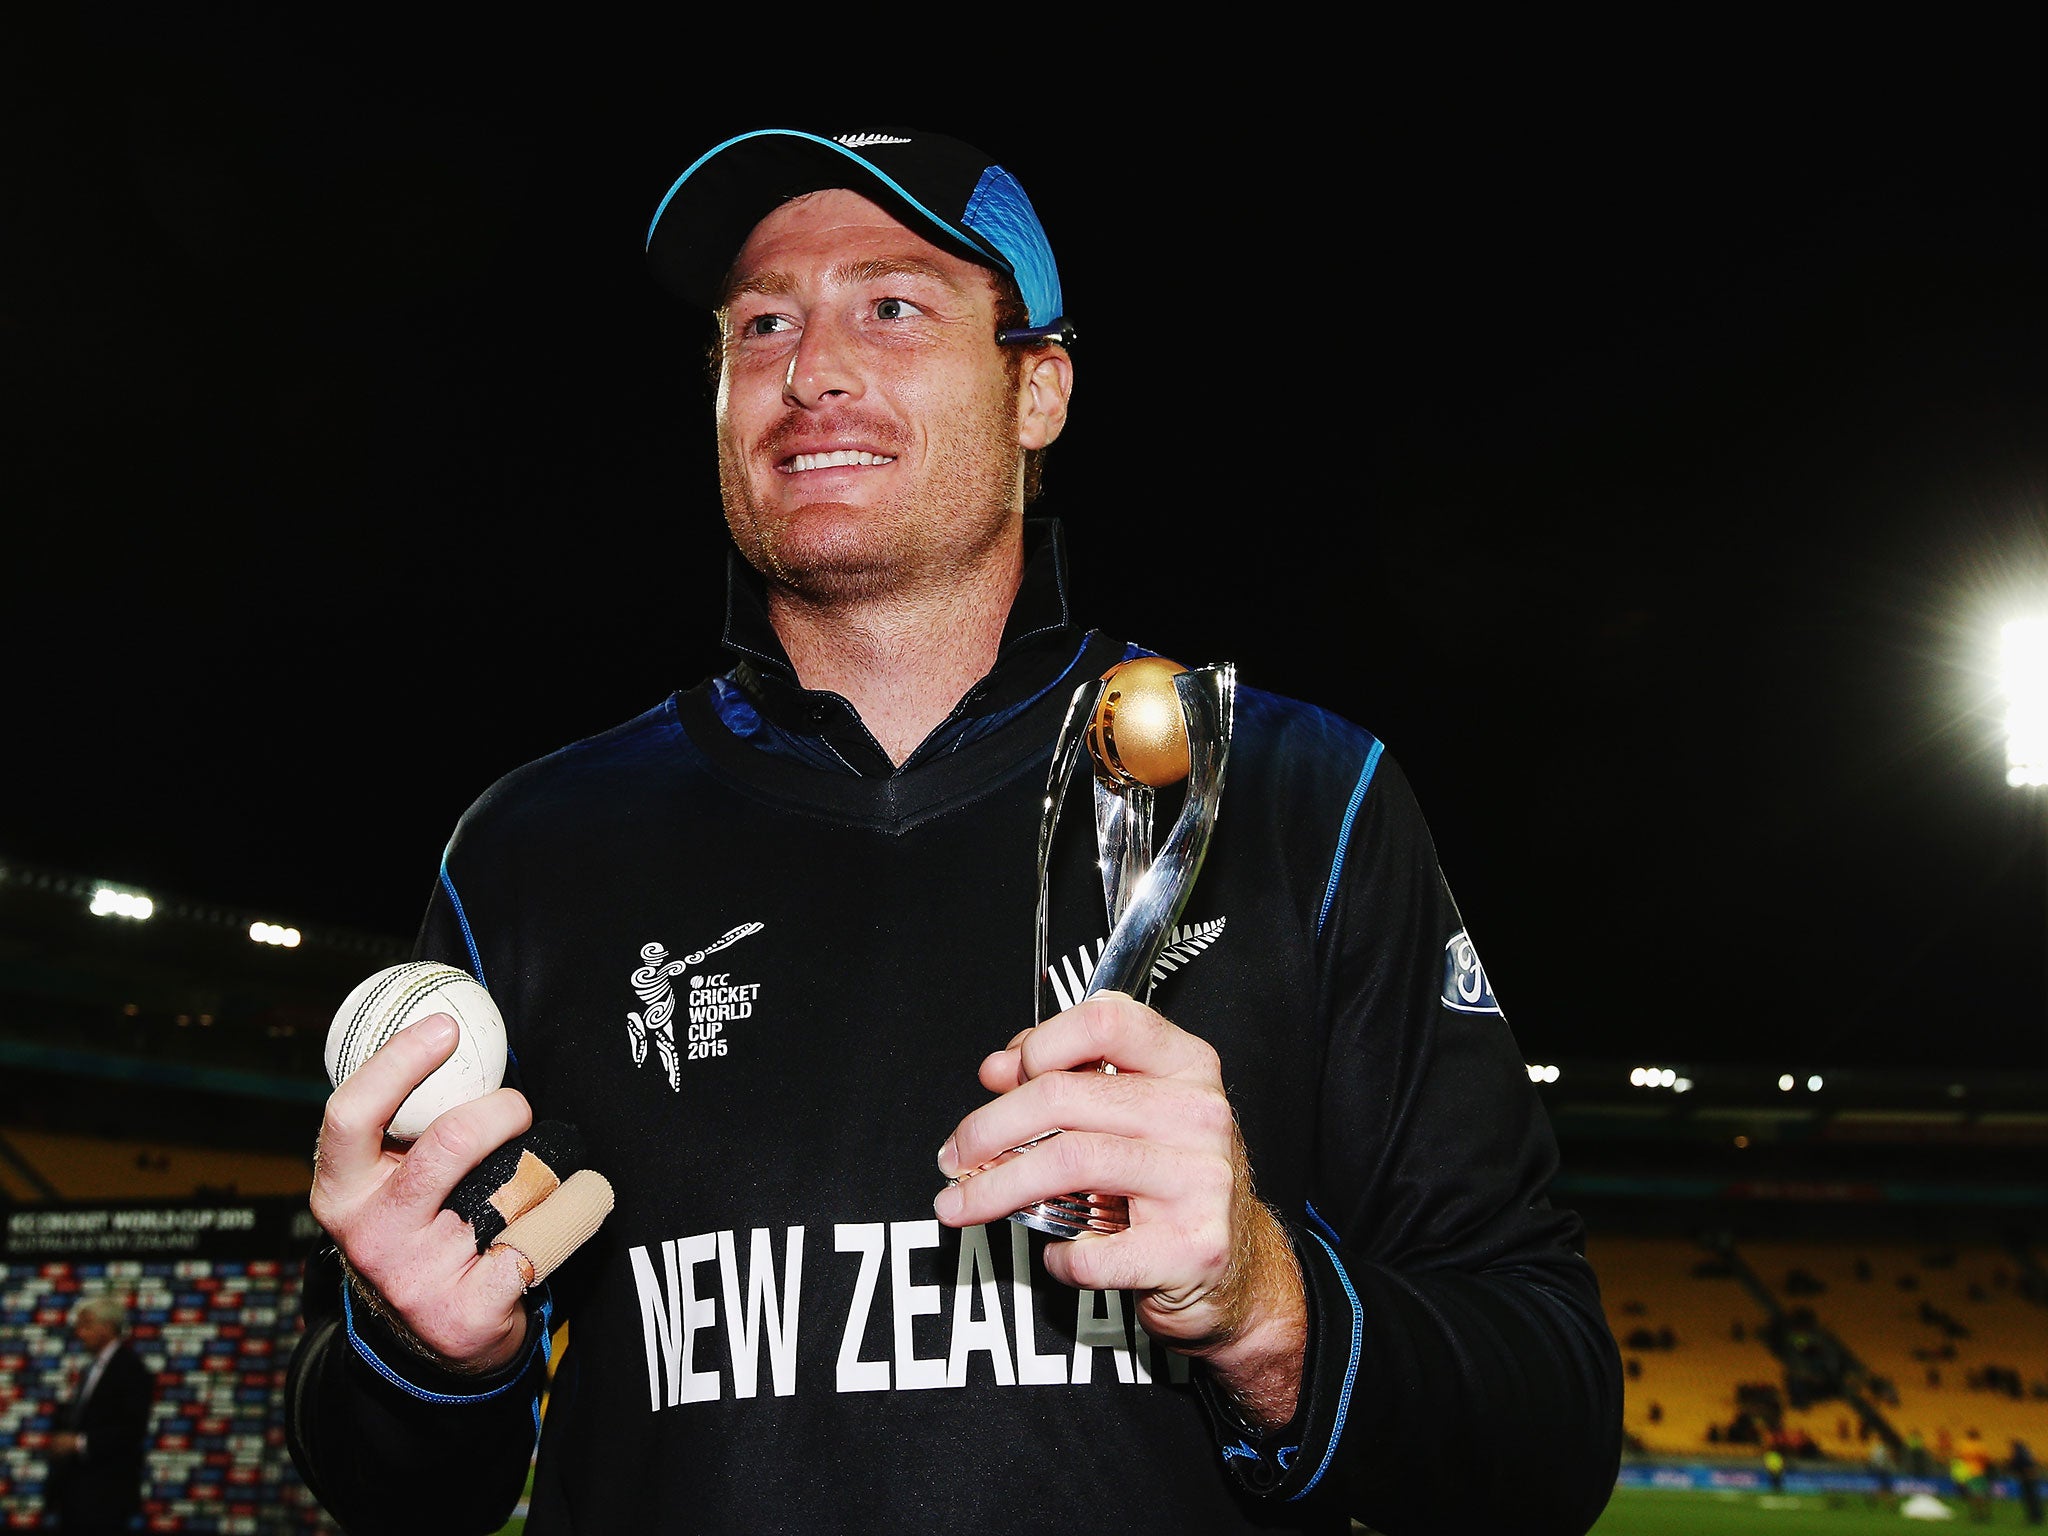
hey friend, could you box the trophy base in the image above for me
[1009,1194,1130,1240]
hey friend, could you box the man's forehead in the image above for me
[726,188,991,294]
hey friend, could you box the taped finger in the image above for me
[445,1121,585,1254]
[488,1168,616,1291]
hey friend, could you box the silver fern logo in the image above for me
[627,923,764,1088]
[1043,917,1226,1011]
[834,132,912,148]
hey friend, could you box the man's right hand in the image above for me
[308,1012,536,1374]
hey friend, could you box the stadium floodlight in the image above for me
[1807,1074,1824,1092]
[249,921,303,948]
[2004,618,2048,787]
[1778,1073,1795,1091]
[2005,617,2048,1047]
[89,886,153,921]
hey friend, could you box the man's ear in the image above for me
[1016,346,1073,450]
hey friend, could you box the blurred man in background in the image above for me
[2011,1438,2042,1525]
[44,1294,152,1536]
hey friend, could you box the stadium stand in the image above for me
[1588,1234,1784,1454]
[0,1126,312,1203]
[1735,1237,2048,1464]
[1564,1065,2048,1501]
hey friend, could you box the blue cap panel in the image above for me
[962,166,1063,330]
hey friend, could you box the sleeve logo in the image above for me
[1441,929,1501,1015]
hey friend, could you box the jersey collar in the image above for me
[716,517,1085,776]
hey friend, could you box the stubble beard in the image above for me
[717,397,1026,606]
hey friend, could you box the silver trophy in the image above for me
[1008,656,1236,1240]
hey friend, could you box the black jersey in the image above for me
[286,522,1622,1535]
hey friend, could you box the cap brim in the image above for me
[645,129,1008,311]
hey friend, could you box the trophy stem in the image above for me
[1010,663,1236,1241]
[1096,781,1153,928]
[1034,676,1105,1028]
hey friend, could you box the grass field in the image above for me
[489,1479,2041,1532]
[1591,1484,2035,1532]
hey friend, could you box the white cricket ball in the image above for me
[325,962,508,1140]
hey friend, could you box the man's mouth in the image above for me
[782,450,896,473]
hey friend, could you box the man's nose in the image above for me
[783,313,863,408]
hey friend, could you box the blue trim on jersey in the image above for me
[530,1294,555,1440]
[1304,1199,1343,1248]
[341,1279,543,1406]
[944,632,1095,755]
[709,676,765,738]
[646,129,1063,328]
[439,856,488,990]
[1317,739,1384,938]
[1291,1226,1364,1500]
[1039,632,1097,701]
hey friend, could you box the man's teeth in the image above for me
[787,450,894,472]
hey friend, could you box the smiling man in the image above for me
[711,185,1069,761]
[285,127,1622,1536]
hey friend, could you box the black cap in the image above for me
[645,127,1068,339]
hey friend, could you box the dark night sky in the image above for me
[5,23,2046,1074]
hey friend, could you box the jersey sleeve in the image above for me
[283,864,555,1536]
[1209,748,1623,1534]
[285,1244,551,1535]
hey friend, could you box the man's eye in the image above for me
[741,314,791,337]
[874,297,924,320]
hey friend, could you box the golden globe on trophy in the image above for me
[1009,654,1236,1239]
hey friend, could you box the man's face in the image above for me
[713,188,1039,601]
[73,1315,114,1352]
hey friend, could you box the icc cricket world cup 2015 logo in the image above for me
[627,923,764,1089]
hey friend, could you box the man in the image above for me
[285,126,1621,1534]
[1957,1429,1992,1522]
[1867,1432,1896,1502]
[45,1294,153,1535]
[2012,1438,2042,1526]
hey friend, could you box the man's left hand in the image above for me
[934,990,1306,1427]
